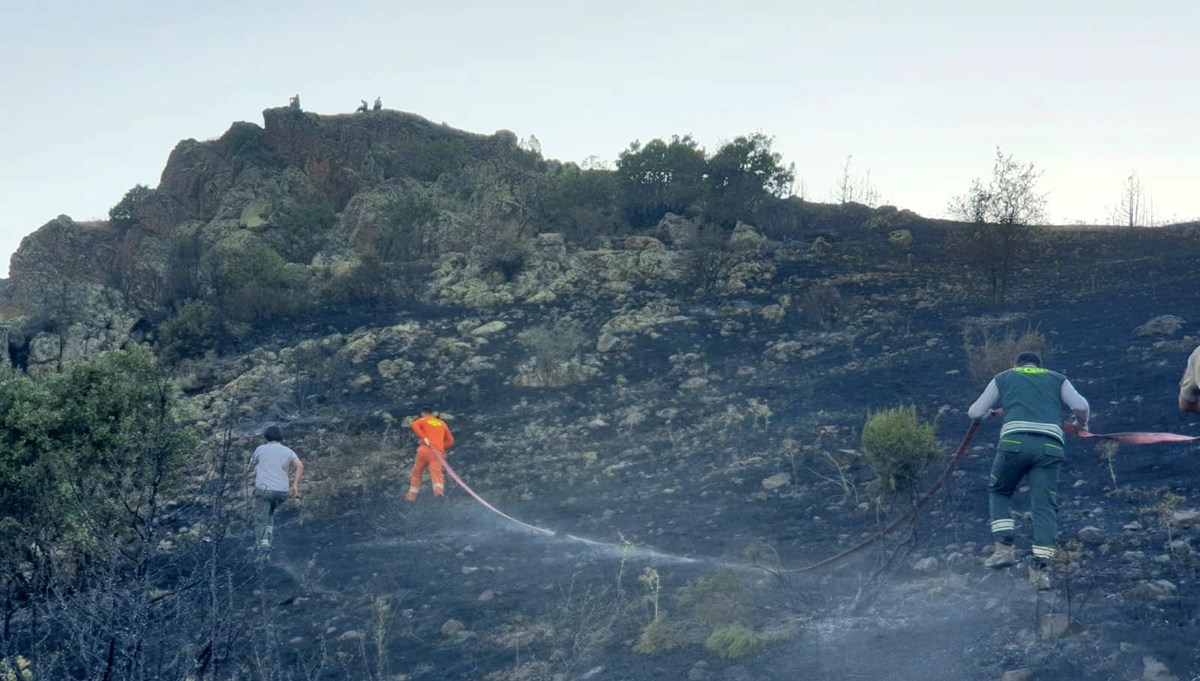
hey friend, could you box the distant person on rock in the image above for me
[1178,345,1200,413]
[356,99,369,113]
[373,96,382,112]
[967,351,1089,590]
[407,408,455,502]
[289,94,301,110]
[248,425,304,550]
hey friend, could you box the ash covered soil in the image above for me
[230,227,1200,681]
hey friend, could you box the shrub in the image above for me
[962,326,1048,384]
[215,241,308,323]
[705,624,766,660]
[676,569,752,626]
[157,300,218,362]
[861,405,939,498]
[516,321,589,386]
[684,224,743,295]
[269,203,336,263]
[108,184,154,231]
[799,282,842,330]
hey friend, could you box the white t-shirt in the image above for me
[251,442,298,492]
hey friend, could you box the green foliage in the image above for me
[704,133,794,228]
[617,135,708,228]
[0,349,195,564]
[215,240,307,323]
[269,203,336,263]
[377,194,441,262]
[108,184,154,231]
[860,405,939,498]
[157,300,218,362]
[962,326,1048,384]
[676,569,752,626]
[705,624,766,660]
[534,163,624,243]
[632,616,685,654]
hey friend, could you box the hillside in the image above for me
[3,107,1200,681]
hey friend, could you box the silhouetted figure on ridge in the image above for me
[373,96,382,112]
[356,99,369,113]
[289,94,301,110]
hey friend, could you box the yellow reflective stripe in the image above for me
[1031,545,1056,559]
[1013,367,1048,375]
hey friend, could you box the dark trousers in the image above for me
[255,489,289,544]
[988,432,1063,564]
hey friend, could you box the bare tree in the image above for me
[949,147,1047,306]
[1109,172,1154,227]
[834,155,879,206]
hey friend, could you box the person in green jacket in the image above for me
[968,352,1090,589]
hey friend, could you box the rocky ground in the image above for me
[161,223,1200,681]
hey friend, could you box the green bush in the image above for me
[269,203,336,263]
[963,326,1048,384]
[108,184,153,231]
[861,405,939,498]
[157,300,218,362]
[215,241,308,323]
[0,348,195,565]
[705,624,766,660]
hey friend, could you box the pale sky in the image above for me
[3,1,1198,276]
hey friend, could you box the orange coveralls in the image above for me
[407,415,455,500]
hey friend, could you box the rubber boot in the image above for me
[983,542,1017,568]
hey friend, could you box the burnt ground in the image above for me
[229,226,1200,681]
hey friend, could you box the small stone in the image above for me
[1142,656,1179,681]
[587,418,609,429]
[1077,526,1105,543]
[596,333,619,353]
[441,619,465,636]
[337,630,365,641]
[1002,670,1032,681]
[1166,539,1192,555]
[761,472,792,491]
[679,377,708,390]
[470,321,507,336]
[1169,509,1200,527]
[1123,521,1144,531]
[477,590,495,603]
[1128,579,1177,600]
[1039,613,1072,639]
[1123,551,1145,562]
[912,557,939,574]
[1134,315,1185,337]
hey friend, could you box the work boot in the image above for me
[1028,563,1051,590]
[983,542,1017,568]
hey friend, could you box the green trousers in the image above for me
[255,489,289,546]
[988,432,1063,564]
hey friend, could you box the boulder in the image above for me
[1142,656,1178,681]
[623,235,664,251]
[1134,315,1184,336]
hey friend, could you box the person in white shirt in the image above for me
[247,425,304,550]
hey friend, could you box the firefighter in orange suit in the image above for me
[407,407,455,502]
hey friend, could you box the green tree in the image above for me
[948,147,1047,306]
[108,184,154,231]
[704,133,795,227]
[215,240,306,323]
[616,135,707,227]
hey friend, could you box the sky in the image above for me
[3,0,1199,276]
